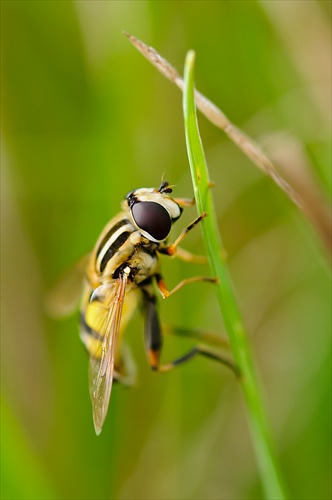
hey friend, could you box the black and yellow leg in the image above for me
[142,288,163,370]
[142,287,239,377]
[156,212,217,299]
[159,212,207,257]
[157,344,240,378]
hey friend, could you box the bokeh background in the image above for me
[1,1,331,499]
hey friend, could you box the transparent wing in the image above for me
[89,272,129,435]
[45,253,91,318]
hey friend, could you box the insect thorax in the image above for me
[91,212,160,286]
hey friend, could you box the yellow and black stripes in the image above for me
[95,216,135,275]
[96,218,130,258]
[74,182,240,434]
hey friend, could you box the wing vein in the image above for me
[88,271,129,435]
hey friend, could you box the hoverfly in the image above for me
[48,181,237,434]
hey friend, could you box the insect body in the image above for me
[82,180,204,434]
[49,180,237,435]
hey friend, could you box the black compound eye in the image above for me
[131,201,171,241]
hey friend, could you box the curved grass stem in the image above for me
[183,50,287,500]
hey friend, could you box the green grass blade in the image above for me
[183,50,287,500]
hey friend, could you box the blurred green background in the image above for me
[1,1,331,499]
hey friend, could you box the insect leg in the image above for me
[155,272,217,299]
[141,287,163,370]
[163,324,229,349]
[159,212,207,257]
[142,287,239,377]
[174,247,208,264]
[162,325,239,376]
[157,344,240,377]
[172,196,195,207]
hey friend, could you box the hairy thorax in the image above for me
[127,235,160,285]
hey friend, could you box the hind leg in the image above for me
[141,286,239,377]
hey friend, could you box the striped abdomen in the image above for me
[79,283,138,361]
[80,211,160,359]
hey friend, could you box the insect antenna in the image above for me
[158,180,173,194]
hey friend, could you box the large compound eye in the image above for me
[131,201,171,241]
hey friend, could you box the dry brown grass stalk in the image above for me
[124,32,302,207]
[124,32,331,257]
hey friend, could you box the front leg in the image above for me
[159,212,207,257]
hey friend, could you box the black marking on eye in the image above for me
[131,201,171,241]
[100,231,131,273]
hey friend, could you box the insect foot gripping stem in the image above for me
[160,211,208,258]
[156,344,241,377]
